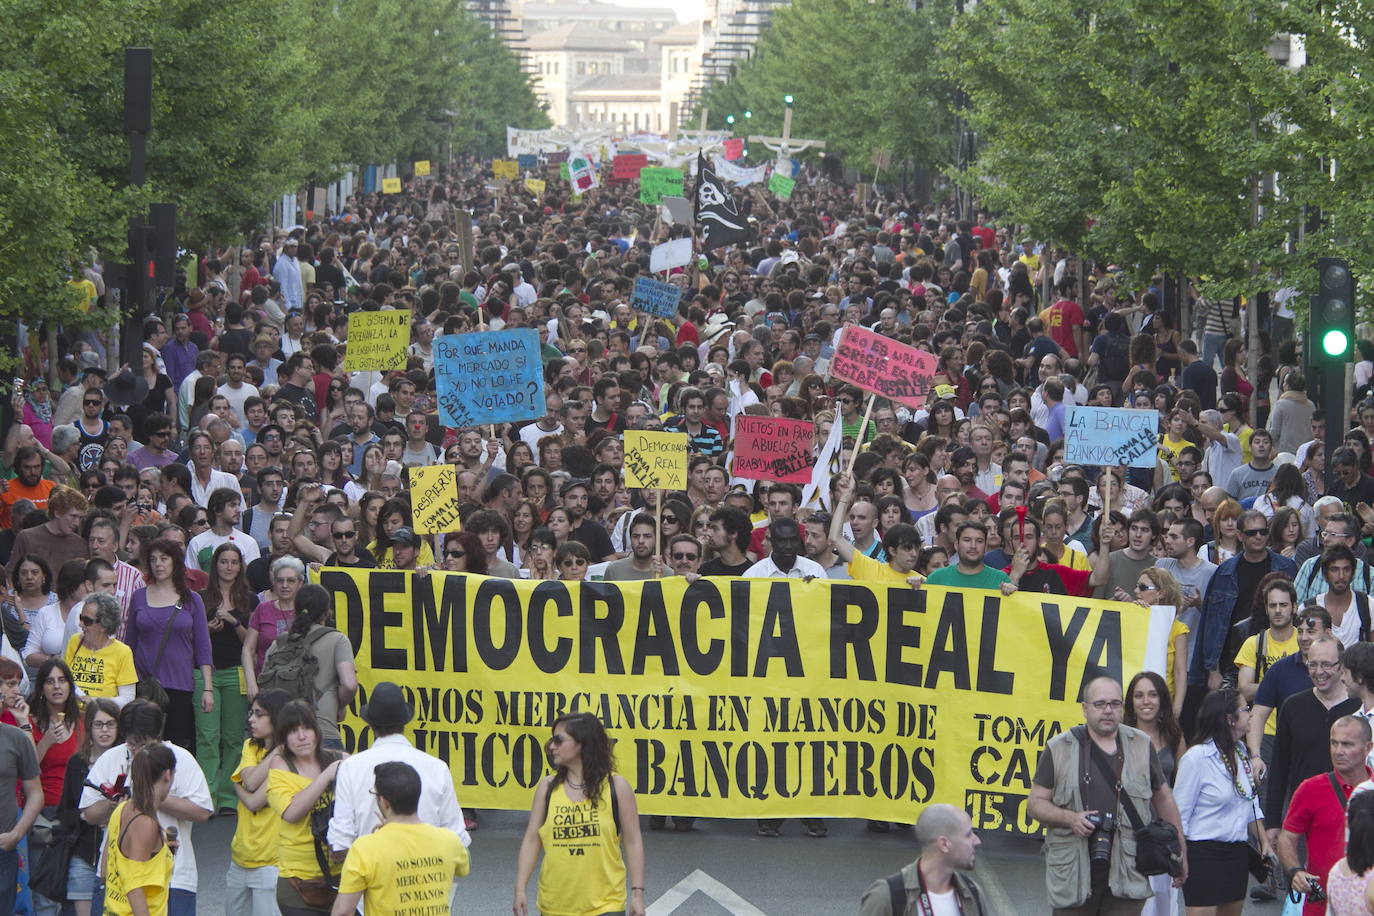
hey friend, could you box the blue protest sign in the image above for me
[433,329,545,428]
[630,275,683,319]
[517,154,538,169]
[1063,406,1158,468]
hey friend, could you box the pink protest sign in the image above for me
[723,138,744,161]
[733,416,815,483]
[830,326,939,408]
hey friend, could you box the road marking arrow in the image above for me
[647,868,769,915]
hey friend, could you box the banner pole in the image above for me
[844,394,877,477]
[654,492,663,577]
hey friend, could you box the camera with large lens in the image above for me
[1086,811,1116,863]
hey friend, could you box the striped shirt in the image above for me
[662,417,724,457]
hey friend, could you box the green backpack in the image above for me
[258,627,334,702]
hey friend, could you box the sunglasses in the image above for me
[84,399,103,406]
[1243,528,1268,537]
[662,515,678,523]
[150,430,170,438]
[333,531,357,539]
[445,550,466,559]
[79,615,98,626]
[670,552,699,561]
[1133,582,1158,592]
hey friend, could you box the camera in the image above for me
[1085,811,1116,864]
[1306,876,1327,903]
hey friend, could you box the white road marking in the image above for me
[647,867,770,915]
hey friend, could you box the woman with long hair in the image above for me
[522,467,554,514]
[102,742,178,916]
[1326,790,1374,914]
[126,538,213,751]
[316,440,351,490]
[1301,441,1326,502]
[798,374,828,416]
[901,453,939,521]
[243,556,304,703]
[438,531,489,575]
[371,498,434,569]
[24,557,88,670]
[267,699,346,915]
[226,688,291,916]
[1173,688,1271,914]
[57,698,120,916]
[1199,498,1243,565]
[1124,670,1187,916]
[545,507,573,548]
[1220,338,1254,415]
[196,543,255,815]
[513,711,645,916]
[1268,506,1304,559]
[345,444,388,501]
[25,656,83,914]
[1256,464,1314,539]
[1132,567,1189,716]
[354,492,384,550]
[509,499,542,558]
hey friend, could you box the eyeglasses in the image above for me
[332,531,357,539]
[150,430,170,438]
[548,734,568,745]
[670,552,700,561]
[84,399,103,407]
[1307,660,1340,671]
[1134,582,1158,592]
[79,616,98,626]
[662,515,678,524]
[445,550,466,559]
[1088,699,1124,710]
[91,719,117,729]
[1243,528,1268,537]
[837,397,854,404]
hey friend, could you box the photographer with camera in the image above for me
[1029,676,1187,915]
[1276,715,1374,916]
[1172,688,1274,912]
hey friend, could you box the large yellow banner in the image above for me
[316,570,1170,832]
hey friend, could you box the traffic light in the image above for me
[743,110,752,119]
[1314,257,1354,360]
[725,114,735,125]
[783,94,794,106]
[148,202,177,286]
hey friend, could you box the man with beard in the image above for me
[948,447,989,502]
[561,479,613,562]
[186,488,260,572]
[0,446,57,528]
[602,516,659,581]
[701,507,753,576]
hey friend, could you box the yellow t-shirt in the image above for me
[371,542,435,570]
[1047,545,1091,571]
[1238,425,1255,465]
[231,741,280,868]
[1158,435,1197,482]
[267,766,340,880]
[847,551,915,585]
[536,781,627,916]
[103,801,173,916]
[338,821,470,915]
[1165,618,1190,701]
[1235,629,1300,737]
[65,635,138,699]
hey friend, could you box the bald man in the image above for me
[859,803,988,915]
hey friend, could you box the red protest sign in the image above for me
[723,138,744,161]
[612,153,648,181]
[733,416,815,483]
[830,326,939,408]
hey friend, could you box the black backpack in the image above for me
[1102,332,1131,381]
[258,627,335,702]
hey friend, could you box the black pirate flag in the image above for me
[693,153,754,251]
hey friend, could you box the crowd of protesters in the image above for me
[2,159,1374,914]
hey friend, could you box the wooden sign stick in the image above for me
[844,394,877,477]
[654,491,663,577]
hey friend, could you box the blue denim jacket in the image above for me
[1192,549,1296,681]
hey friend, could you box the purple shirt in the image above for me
[129,445,178,471]
[124,588,212,692]
[161,339,198,389]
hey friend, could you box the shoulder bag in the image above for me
[1081,727,1183,878]
[135,601,184,710]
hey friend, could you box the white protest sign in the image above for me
[650,237,693,272]
[659,196,693,226]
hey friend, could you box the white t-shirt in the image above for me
[215,382,259,424]
[81,741,212,892]
[186,527,261,572]
[520,422,564,452]
[927,888,962,915]
[22,600,69,662]
[1315,592,1365,649]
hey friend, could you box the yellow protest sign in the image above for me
[524,178,546,196]
[343,311,409,372]
[381,177,402,194]
[492,159,519,181]
[317,569,1169,826]
[623,430,688,489]
[407,465,461,534]
[414,160,431,176]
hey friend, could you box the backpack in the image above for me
[258,627,335,702]
[1102,332,1131,381]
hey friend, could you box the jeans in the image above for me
[0,845,17,916]
[1202,332,1228,372]
[225,861,280,916]
[195,667,249,810]
[67,854,97,902]
[168,887,196,916]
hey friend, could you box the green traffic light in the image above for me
[726,115,735,125]
[1323,329,1351,357]
[744,110,752,119]
[783,94,794,105]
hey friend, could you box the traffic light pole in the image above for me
[1313,258,1356,490]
